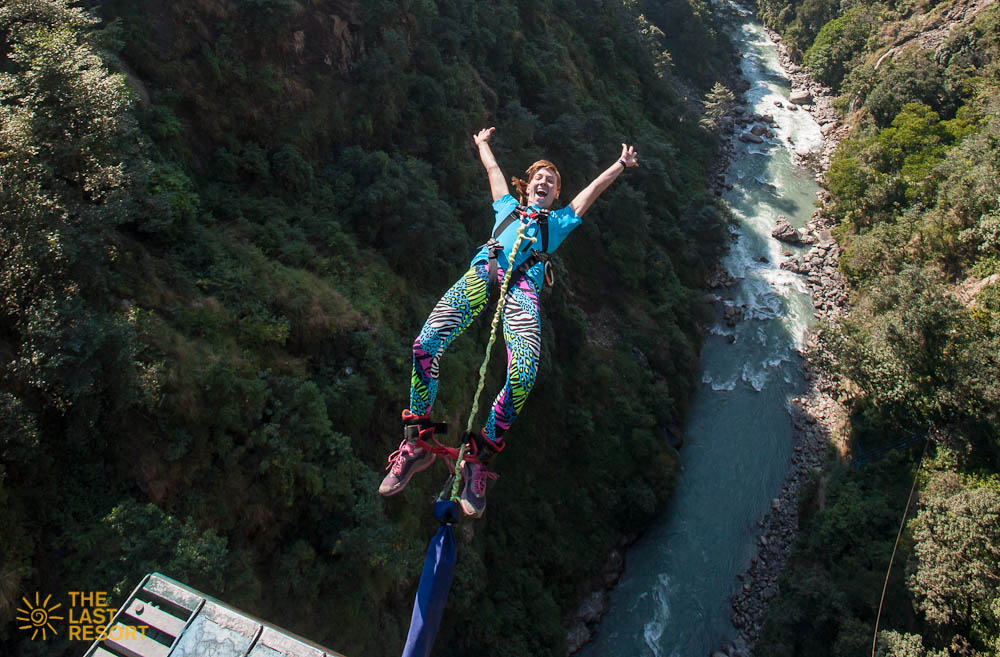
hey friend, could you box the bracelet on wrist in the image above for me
[618,159,627,169]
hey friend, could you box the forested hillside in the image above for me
[752,0,1000,655]
[0,1,734,655]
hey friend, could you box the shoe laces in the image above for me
[466,461,498,496]
[386,439,421,476]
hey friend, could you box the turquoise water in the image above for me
[576,11,822,657]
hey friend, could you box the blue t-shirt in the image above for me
[470,194,582,289]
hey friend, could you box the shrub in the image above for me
[804,7,874,89]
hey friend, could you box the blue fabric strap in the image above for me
[400,501,459,657]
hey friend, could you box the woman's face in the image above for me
[527,167,560,209]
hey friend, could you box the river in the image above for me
[576,8,824,657]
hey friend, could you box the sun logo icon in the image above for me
[16,593,64,640]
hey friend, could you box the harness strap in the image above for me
[491,206,521,240]
[484,205,552,309]
[403,421,449,442]
[402,410,448,442]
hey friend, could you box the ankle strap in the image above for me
[463,430,505,463]
[402,410,448,441]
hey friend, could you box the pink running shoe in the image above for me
[458,432,502,518]
[379,438,435,496]
[378,411,439,496]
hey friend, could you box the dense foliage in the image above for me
[0,1,735,655]
[801,6,874,89]
[754,1,1000,655]
[756,0,949,64]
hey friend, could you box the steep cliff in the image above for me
[0,1,737,655]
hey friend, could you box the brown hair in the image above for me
[511,159,561,204]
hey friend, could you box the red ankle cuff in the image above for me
[402,409,430,423]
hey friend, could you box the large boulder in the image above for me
[780,257,805,273]
[789,89,812,105]
[771,217,801,244]
[740,131,764,143]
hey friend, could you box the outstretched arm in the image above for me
[569,144,639,217]
[474,127,510,202]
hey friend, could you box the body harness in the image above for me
[484,204,555,308]
[398,220,541,504]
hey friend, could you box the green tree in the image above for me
[803,7,874,90]
[865,49,952,128]
[1,0,140,413]
[817,266,1000,431]
[101,500,231,597]
[909,471,1000,652]
[700,82,735,130]
[877,631,948,657]
[827,103,962,232]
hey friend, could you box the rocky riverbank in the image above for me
[715,24,852,657]
[564,533,638,653]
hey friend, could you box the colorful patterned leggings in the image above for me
[410,263,542,444]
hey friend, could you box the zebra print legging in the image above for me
[410,263,541,444]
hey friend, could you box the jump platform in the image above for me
[83,573,346,657]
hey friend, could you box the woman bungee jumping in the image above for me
[379,126,639,517]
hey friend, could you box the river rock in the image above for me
[750,123,767,136]
[604,549,624,576]
[740,131,764,143]
[576,591,607,624]
[708,269,737,289]
[789,89,812,104]
[566,622,590,653]
[771,218,801,244]
[723,304,745,326]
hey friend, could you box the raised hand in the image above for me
[620,143,639,168]
[474,127,496,146]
